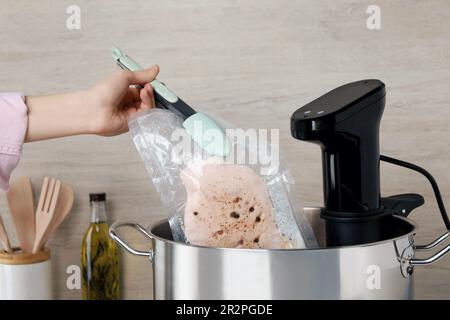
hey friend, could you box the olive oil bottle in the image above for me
[81,193,120,300]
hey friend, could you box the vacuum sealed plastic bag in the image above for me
[129,109,317,248]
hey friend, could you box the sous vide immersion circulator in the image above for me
[291,80,392,246]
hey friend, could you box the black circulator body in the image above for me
[291,80,387,246]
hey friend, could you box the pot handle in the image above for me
[411,230,450,266]
[109,221,154,262]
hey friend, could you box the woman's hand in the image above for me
[25,65,159,142]
[87,65,159,136]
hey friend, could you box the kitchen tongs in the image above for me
[111,47,231,157]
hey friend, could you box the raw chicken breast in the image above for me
[181,160,291,249]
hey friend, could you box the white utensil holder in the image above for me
[0,248,52,300]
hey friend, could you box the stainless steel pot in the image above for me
[110,207,450,299]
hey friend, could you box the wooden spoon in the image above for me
[39,183,74,247]
[0,213,12,253]
[32,177,61,253]
[6,177,35,253]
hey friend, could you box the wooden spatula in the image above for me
[39,183,74,247]
[0,213,12,253]
[33,177,61,253]
[7,177,35,253]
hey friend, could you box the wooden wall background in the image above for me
[0,0,449,299]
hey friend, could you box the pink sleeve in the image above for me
[0,93,28,191]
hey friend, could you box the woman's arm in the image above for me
[0,65,158,190]
[25,65,159,142]
[0,93,28,190]
[25,91,92,142]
